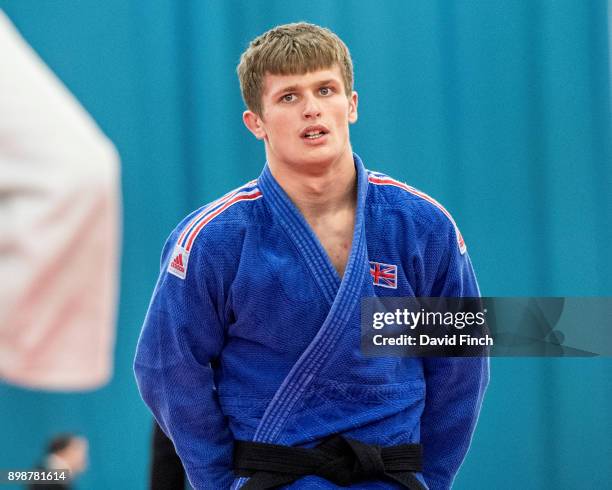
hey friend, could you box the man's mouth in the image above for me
[301,125,329,140]
[305,131,325,139]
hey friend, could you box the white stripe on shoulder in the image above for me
[168,181,261,280]
[368,173,466,254]
[177,180,258,248]
[183,186,261,252]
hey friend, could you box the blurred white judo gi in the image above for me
[0,10,120,391]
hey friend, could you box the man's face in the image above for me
[244,65,358,173]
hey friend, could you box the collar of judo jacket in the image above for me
[251,153,371,447]
[257,152,369,302]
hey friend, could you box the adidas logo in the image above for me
[170,254,185,273]
[168,246,189,279]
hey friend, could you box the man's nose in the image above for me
[302,94,321,119]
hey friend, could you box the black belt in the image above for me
[234,435,426,489]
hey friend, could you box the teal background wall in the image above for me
[1,1,611,488]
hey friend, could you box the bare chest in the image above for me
[310,215,354,278]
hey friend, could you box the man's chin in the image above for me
[296,150,339,168]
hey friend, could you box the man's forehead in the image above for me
[263,66,344,96]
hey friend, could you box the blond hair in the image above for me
[237,22,354,116]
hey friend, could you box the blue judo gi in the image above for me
[134,154,489,490]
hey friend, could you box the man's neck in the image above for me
[267,150,357,221]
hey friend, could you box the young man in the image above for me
[135,22,488,490]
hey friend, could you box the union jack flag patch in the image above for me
[369,261,397,289]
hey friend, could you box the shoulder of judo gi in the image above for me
[366,169,467,254]
[160,179,264,281]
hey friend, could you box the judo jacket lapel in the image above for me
[252,154,371,446]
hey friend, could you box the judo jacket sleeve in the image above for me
[0,10,120,391]
[419,220,489,490]
[134,229,234,489]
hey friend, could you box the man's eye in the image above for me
[319,87,333,96]
[281,94,296,102]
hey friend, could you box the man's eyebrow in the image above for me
[271,79,340,97]
[272,85,299,97]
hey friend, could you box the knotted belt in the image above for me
[234,435,426,489]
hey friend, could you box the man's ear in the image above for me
[348,91,358,124]
[243,110,266,140]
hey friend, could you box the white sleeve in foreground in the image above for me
[0,10,121,391]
